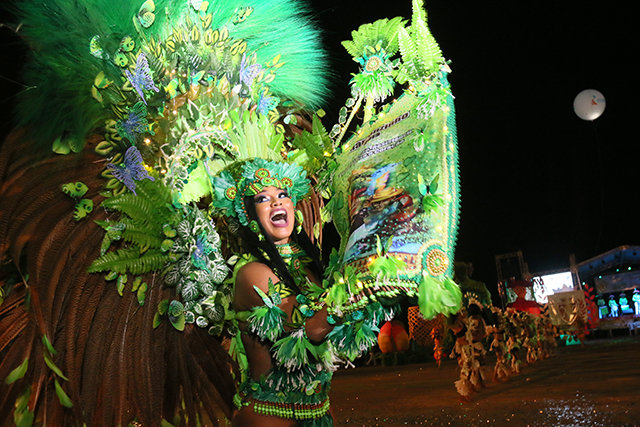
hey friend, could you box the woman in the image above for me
[213,159,336,426]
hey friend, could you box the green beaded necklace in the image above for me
[275,241,312,291]
[276,242,329,319]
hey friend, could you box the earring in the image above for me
[249,219,264,241]
[295,210,304,234]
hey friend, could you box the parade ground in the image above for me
[330,335,640,426]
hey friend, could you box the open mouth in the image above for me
[270,209,289,227]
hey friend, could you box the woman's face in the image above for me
[253,186,295,244]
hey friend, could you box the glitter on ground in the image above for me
[331,336,640,426]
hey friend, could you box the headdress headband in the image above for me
[212,158,310,226]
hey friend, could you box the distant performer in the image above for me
[632,289,640,315]
[608,295,619,317]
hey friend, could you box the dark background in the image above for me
[1,1,637,303]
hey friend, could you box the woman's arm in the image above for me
[304,306,333,343]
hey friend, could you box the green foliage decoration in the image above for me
[89,178,178,306]
[90,178,232,331]
[341,16,405,121]
[13,387,34,427]
[395,0,445,85]
[89,247,169,276]
[342,16,406,62]
[7,333,74,415]
[162,206,231,333]
[288,115,334,177]
[368,235,407,279]
[54,379,73,408]
[89,178,178,274]
[5,359,29,385]
[326,305,385,362]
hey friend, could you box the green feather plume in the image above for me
[248,303,286,342]
[417,275,462,319]
[272,329,315,371]
[11,0,329,150]
[341,16,405,59]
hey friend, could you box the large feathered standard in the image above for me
[0,132,237,426]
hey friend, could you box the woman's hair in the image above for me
[239,194,323,293]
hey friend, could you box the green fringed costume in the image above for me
[0,0,463,425]
[226,248,395,425]
[229,253,335,425]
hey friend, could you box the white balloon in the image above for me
[573,89,606,121]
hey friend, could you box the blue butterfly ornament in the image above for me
[107,146,155,195]
[125,52,160,104]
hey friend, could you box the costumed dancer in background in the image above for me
[448,297,487,402]
[546,318,559,354]
[466,297,490,390]
[609,295,619,317]
[515,311,533,367]
[523,316,538,364]
[449,307,474,402]
[619,292,632,314]
[489,306,510,382]
[597,296,609,319]
[505,309,523,374]
[535,315,555,360]
[430,315,446,367]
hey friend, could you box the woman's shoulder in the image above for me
[235,261,279,290]
[237,260,273,276]
[234,261,280,310]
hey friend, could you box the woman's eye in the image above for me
[255,195,268,203]
[278,191,289,199]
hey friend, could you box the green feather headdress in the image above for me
[211,158,310,226]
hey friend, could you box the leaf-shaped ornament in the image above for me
[138,0,156,28]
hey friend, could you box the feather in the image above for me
[341,16,405,59]
[0,130,237,425]
[248,303,286,342]
[10,0,329,151]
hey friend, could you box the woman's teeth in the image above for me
[270,209,288,225]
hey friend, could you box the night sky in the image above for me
[1,1,637,303]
